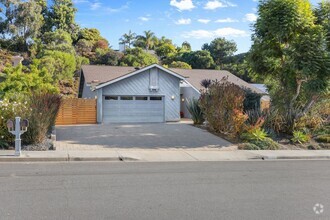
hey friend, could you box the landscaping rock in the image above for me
[22,139,54,151]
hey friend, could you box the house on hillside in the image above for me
[78,64,265,124]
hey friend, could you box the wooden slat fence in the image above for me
[56,98,97,125]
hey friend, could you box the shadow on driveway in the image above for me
[56,123,232,149]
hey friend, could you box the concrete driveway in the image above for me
[55,123,232,150]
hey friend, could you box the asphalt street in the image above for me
[0,161,329,220]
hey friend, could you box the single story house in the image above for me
[79,64,264,124]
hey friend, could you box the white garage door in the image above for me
[103,96,165,123]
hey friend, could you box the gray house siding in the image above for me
[82,83,96,99]
[180,87,200,118]
[97,67,181,123]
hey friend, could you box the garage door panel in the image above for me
[103,96,164,123]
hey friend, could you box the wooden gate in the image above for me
[56,99,97,125]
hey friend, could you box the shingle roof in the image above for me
[81,65,264,94]
[82,65,137,85]
[170,68,264,94]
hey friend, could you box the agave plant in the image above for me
[186,98,204,125]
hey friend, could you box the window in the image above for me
[150,96,162,101]
[120,96,133,100]
[105,96,118,100]
[136,97,148,101]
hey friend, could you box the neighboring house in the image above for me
[250,83,271,110]
[79,64,264,124]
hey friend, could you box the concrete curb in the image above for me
[262,156,330,160]
[1,150,330,162]
[0,156,138,162]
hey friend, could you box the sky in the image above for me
[74,0,321,54]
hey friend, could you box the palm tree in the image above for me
[144,30,155,50]
[119,30,136,48]
[134,30,155,51]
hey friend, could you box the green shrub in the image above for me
[251,138,280,150]
[315,135,330,143]
[291,131,310,144]
[241,128,268,141]
[186,98,204,125]
[22,93,62,145]
[0,139,9,149]
[243,88,262,112]
[238,143,260,150]
[263,107,286,134]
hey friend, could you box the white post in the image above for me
[14,117,21,156]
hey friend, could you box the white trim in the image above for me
[95,64,186,90]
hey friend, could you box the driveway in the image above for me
[55,123,232,150]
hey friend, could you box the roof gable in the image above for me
[94,64,186,90]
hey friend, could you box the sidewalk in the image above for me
[1,149,330,162]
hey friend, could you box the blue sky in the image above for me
[74,0,321,54]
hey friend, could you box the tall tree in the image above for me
[181,41,191,52]
[314,0,330,49]
[49,0,78,37]
[248,0,330,132]
[202,37,237,67]
[180,50,214,69]
[0,0,44,51]
[135,30,155,50]
[119,30,136,49]
[120,47,158,67]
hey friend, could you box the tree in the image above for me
[155,43,177,58]
[0,63,58,100]
[38,50,76,81]
[40,29,74,53]
[202,37,237,67]
[119,30,136,49]
[222,53,252,82]
[180,41,191,52]
[49,0,78,38]
[120,48,158,67]
[180,50,214,69]
[314,1,330,49]
[135,30,155,50]
[92,49,123,66]
[75,39,94,56]
[248,0,330,132]
[77,28,102,42]
[0,0,44,51]
[168,61,192,69]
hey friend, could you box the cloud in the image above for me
[244,13,257,22]
[175,18,191,25]
[215,18,238,23]
[106,2,130,13]
[204,0,236,10]
[170,0,195,11]
[183,27,248,39]
[139,16,150,22]
[198,19,211,24]
[90,2,101,10]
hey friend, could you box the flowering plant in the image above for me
[0,99,30,148]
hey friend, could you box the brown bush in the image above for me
[199,78,247,138]
[23,93,62,145]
